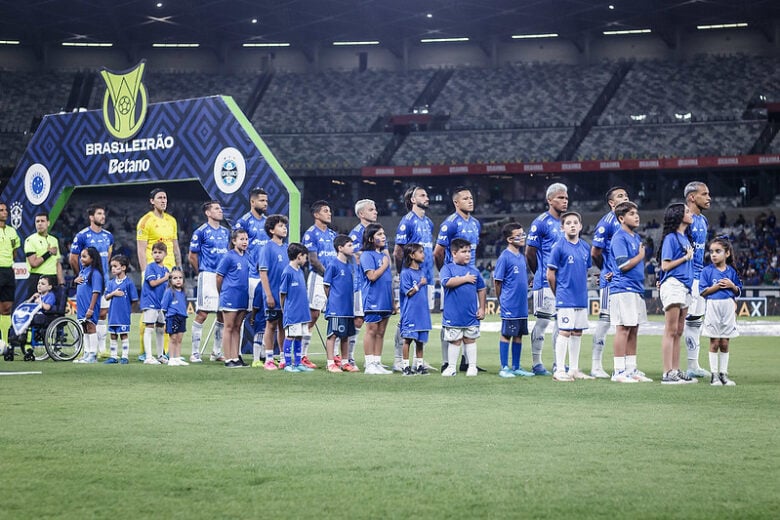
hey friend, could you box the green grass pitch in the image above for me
[1,314,778,519]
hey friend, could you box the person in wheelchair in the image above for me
[6,275,57,357]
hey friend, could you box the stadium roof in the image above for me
[1,0,778,51]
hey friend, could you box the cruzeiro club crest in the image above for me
[100,60,148,140]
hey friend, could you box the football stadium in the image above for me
[1,1,779,518]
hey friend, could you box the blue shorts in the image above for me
[108,325,131,335]
[326,317,356,339]
[166,314,187,335]
[501,318,528,338]
[265,308,283,323]
[364,311,391,323]
[401,330,429,343]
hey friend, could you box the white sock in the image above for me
[213,321,224,355]
[614,356,626,373]
[143,327,154,359]
[402,358,409,369]
[121,338,129,359]
[447,344,460,369]
[109,339,118,358]
[719,352,730,374]
[709,351,718,373]
[554,334,568,372]
[302,334,311,357]
[88,333,98,354]
[531,317,550,366]
[155,327,164,357]
[253,332,263,361]
[569,335,581,372]
[348,334,357,360]
[625,354,637,373]
[465,343,477,368]
[192,321,203,356]
[684,319,702,369]
[394,326,403,360]
[97,321,107,353]
[441,327,449,364]
[591,318,610,369]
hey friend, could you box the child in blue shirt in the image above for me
[399,243,432,376]
[361,223,395,375]
[609,201,651,383]
[73,247,105,364]
[103,255,138,364]
[547,212,593,382]
[279,243,311,373]
[323,235,357,373]
[216,228,251,368]
[161,267,188,366]
[257,214,288,370]
[658,203,696,384]
[700,237,742,386]
[440,238,486,377]
[140,242,170,365]
[493,223,532,378]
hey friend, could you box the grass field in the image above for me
[2,314,779,519]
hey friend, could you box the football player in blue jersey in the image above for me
[348,199,378,369]
[683,181,712,378]
[589,187,629,378]
[188,201,230,363]
[69,203,114,358]
[525,183,568,376]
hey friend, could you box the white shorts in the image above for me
[660,277,691,311]
[609,292,647,327]
[442,325,480,342]
[557,308,589,331]
[141,308,165,325]
[687,279,706,317]
[307,272,327,311]
[248,277,260,311]
[533,287,556,319]
[702,299,739,339]
[100,293,110,310]
[285,323,310,338]
[197,271,219,313]
[353,289,364,317]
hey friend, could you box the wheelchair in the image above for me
[2,284,84,362]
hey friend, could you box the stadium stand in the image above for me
[263,133,392,170]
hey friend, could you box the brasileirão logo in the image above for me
[100,60,148,140]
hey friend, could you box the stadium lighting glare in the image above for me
[0,40,21,45]
[511,33,559,39]
[332,40,380,46]
[697,23,748,30]
[603,29,651,35]
[609,4,615,9]
[62,42,113,47]
[420,37,470,43]
[630,114,647,121]
[243,42,291,47]
[426,13,433,18]
[156,2,163,7]
[251,18,258,24]
[152,43,200,48]
[675,112,692,120]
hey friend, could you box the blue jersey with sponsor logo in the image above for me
[591,211,621,289]
[441,262,485,327]
[161,287,187,318]
[548,239,591,308]
[436,212,480,267]
[70,227,114,275]
[399,268,432,333]
[76,266,104,320]
[493,248,529,319]
[361,250,393,313]
[280,265,310,327]
[700,264,742,300]
[527,211,563,290]
[324,257,354,318]
[660,232,693,288]
[216,250,250,310]
[610,229,644,294]
[349,222,367,292]
[395,211,435,282]
[189,223,230,273]
[140,262,168,310]
[106,276,138,327]
[233,211,268,279]
[689,213,708,280]
[259,240,287,306]
[303,225,337,271]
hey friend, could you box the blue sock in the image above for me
[499,340,509,368]
[283,339,293,366]
[512,341,522,370]
[293,339,302,365]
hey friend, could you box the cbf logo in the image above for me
[213,147,246,194]
[24,164,51,205]
[100,61,148,141]
[10,202,22,229]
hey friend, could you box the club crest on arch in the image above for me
[100,60,148,140]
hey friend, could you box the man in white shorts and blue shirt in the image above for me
[683,181,712,378]
[302,200,337,369]
[188,201,229,362]
[525,183,568,376]
[589,187,630,378]
[348,198,378,369]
